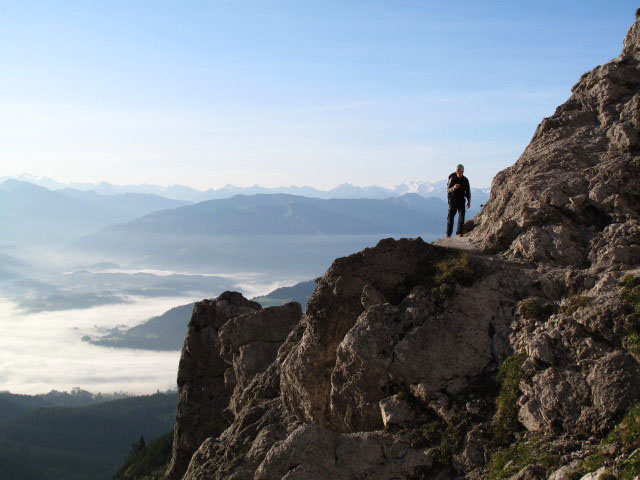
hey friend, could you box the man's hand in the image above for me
[453,184,461,190]
[467,201,471,209]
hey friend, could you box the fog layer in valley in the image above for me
[0,296,187,394]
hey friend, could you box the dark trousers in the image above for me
[446,202,466,236]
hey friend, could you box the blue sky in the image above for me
[1,1,637,189]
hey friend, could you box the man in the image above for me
[446,164,471,237]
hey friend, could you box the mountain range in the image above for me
[1,173,490,203]
[76,193,449,238]
[71,193,458,275]
[0,179,189,246]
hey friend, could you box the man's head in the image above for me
[455,164,464,177]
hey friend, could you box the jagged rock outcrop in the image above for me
[166,12,640,480]
[468,14,640,271]
[166,292,262,480]
[280,239,528,433]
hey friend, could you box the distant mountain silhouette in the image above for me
[76,193,448,238]
[3,174,490,203]
[193,180,488,204]
[71,193,458,275]
[0,179,190,246]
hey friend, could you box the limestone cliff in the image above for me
[166,12,640,480]
[467,12,640,270]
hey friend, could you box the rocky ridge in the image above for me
[467,11,640,271]
[166,12,640,480]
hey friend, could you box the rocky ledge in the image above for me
[165,12,640,480]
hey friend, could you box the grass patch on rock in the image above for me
[568,402,640,480]
[619,275,640,355]
[623,315,640,356]
[492,353,526,446]
[410,410,471,469]
[518,298,555,321]
[619,274,640,298]
[487,434,558,480]
[606,402,640,448]
[604,402,640,480]
[486,354,560,480]
[430,252,482,310]
[619,274,640,314]
[562,295,592,315]
[434,253,478,287]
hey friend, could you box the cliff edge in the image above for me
[166,12,640,480]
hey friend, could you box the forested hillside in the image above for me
[0,392,177,480]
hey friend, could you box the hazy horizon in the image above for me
[4,171,487,191]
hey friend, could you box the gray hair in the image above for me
[455,164,464,172]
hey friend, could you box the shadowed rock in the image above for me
[166,292,262,480]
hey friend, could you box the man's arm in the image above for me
[465,178,471,206]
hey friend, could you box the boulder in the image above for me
[379,395,416,428]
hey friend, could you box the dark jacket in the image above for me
[447,173,471,205]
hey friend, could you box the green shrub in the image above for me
[619,274,640,291]
[624,315,640,356]
[411,418,444,449]
[618,456,640,480]
[600,474,618,480]
[411,411,470,469]
[581,453,607,475]
[431,283,456,309]
[604,402,640,448]
[518,298,555,321]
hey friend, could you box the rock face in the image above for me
[166,292,262,480]
[166,13,640,480]
[468,15,640,271]
[280,239,525,434]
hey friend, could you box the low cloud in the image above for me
[0,296,189,395]
[0,269,305,395]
